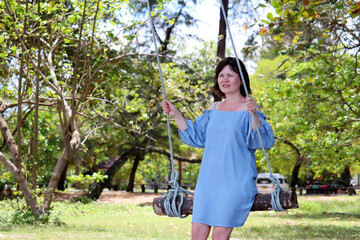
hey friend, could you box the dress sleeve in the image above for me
[246,111,275,150]
[178,110,209,148]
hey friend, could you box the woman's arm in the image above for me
[162,100,187,131]
[246,97,262,130]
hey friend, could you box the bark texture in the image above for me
[216,0,228,59]
[153,191,299,216]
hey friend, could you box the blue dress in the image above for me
[178,102,275,227]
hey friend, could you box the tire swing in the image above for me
[146,0,298,218]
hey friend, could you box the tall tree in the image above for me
[251,0,360,187]
[0,0,144,216]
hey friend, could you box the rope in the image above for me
[146,0,193,218]
[219,0,285,212]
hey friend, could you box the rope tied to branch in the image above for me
[219,0,285,212]
[164,171,194,218]
[146,0,193,218]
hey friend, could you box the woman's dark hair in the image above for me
[210,57,252,100]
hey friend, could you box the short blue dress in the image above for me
[178,102,275,227]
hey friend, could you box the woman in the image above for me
[162,57,275,240]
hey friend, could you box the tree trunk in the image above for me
[57,162,69,191]
[153,191,299,216]
[32,32,41,190]
[341,165,351,183]
[275,136,305,191]
[0,153,42,216]
[0,115,42,216]
[290,155,305,191]
[126,155,141,192]
[89,148,135,200]
[43,148,70,211]
[161,7,184,55]
[42,93,82,210]
[217,0,228,60]
[75,157,81,189]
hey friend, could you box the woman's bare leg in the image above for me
[211,226,233,240]
[192,222,211,240]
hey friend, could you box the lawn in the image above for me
[0,193,359,239]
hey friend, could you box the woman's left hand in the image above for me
[246,97,260,114]
[247,97,262,129]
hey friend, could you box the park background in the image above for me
[0,0,359,239]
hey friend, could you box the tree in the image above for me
[254,52,359,188]
[88,1,220,197]
[250,0,360,187]
[0,0,144,216]
[88,50,215,198]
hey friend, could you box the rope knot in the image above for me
[164,171,193,218]
[268,173,286,212]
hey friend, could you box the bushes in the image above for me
[0,172,16,200]
[0,199,63,229]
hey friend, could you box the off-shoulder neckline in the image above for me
[211,101,248,112]
[214,108,248,112]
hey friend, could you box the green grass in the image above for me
[0,195,359,239]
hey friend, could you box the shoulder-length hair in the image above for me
[210,57,252,100]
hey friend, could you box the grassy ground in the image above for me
[0,194,359,240]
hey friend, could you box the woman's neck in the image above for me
[224,93,246,104]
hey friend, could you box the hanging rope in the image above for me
[146,0,193,218]
[219,0,285,212]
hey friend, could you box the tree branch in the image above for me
[137,146,201,163]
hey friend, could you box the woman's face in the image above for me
[217,65,242,96]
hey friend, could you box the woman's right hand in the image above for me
[162,100,180,118]
[161,100,187,131]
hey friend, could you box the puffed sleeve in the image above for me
[246,111,275,150]
[178,110,209,148]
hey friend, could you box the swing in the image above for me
[146,0,298,218]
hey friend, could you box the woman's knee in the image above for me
[192,222,211,240]
[212,226,233,240]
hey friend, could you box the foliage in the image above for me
[262,0,359,57]
[10,209,62,226]
[0,198,63,228]
[254,52,360,180]
[250,0,360,182]
[67,172,108,195]
[69,195,94,204]
[0,0,149,215]
[0,171,16,191]
[137,154,169,185]
[181,162,200,187]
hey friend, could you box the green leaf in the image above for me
[276,7,283,15]
[267,12,274,21]
[255,3,268,9]
[68,15,77,23]
[272,1,281,9]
